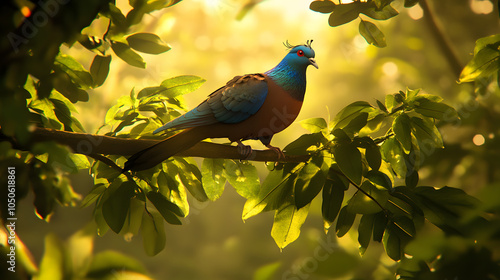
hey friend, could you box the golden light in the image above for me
[382,61,398,78]
[470,0,494,14]
[408,4,423,20]
[20,6,31,17]
[473,134,485,146]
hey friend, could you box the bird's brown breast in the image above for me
[204,75,304,142]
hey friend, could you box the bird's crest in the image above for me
[283,40,314,50]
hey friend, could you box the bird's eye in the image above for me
[297,50,304,57]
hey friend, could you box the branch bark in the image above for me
[420,0,464,77]
[23,127,310,163]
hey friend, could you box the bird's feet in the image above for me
[265,144,285,160]
[236,140,253,159]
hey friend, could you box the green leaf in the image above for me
[474,34,500,55]
[37,234,65,280]
[49,98,72,130]
[333,142,363,185]
[156,170,189,216]
[114,112,139,133]
[383,222,402,261]
[383,217,416,261]
[271,203,310,249]
[358,214,375,255]
[365,170,392,190]
[242,164,301,220]
[393,113,412,154]
[310,0,336,13]
[385,94,400,113]
[81,183,107,208]
[394,216,416,241]
[126,32,171,54]
[459,43,500,83]
[404,0,420,7]
[336,206,356,237]
[365,140,382,171]
[405,88,420,101]
[174,157,208,202]
[284,132,327,155]
[106,3,127,32]
[146,191,182,225]
[294,161,327,209]
[361,4,399,20]
[236,1,259,20]
[380,137,407,178]
[372,211,387,242]
[332,101,376,130]
[111,41,146,68]
[67,225,95,276]
[376,99,388,113]
[141,210,166,256]
[120,198,144,236]
[347,181,388,214]
[90,55,111,87]
[405,171,419,188]
[94,205,109,236]
[31,142,79,173]
[322,171,346,231]
[87,250,147,278]
[102,181,136,233]
[202,158,226,201]
[413,96,458,120]
[158,75,206,98]
[55,53,94,89]
[300,117,327,133]
[359,19,387,48]
[343,112,368,136]
[50,69,90,103]
[329,2,371,27]
[410,116,443,148]
[223,160,260,199]
[252,262,282,280]
[386,195,414,218]
[412,186,479,234]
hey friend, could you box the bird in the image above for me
[124,40,318,172]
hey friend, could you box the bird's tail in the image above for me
[123,128,205,172]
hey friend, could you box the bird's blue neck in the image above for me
[265,61,307,101]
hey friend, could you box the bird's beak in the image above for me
[309,58,318,69]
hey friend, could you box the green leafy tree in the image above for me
[1,0,500,279]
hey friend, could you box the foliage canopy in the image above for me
[1,0,500,279]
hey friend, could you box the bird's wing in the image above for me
[154,74,268,134]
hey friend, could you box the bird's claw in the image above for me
[266,144,285,160]
[237,141,253,159]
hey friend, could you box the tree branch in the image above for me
[22,127,310,163]
[420,0,464,77]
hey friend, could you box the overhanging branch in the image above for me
[22,127,310,163]
[420,0,464,77]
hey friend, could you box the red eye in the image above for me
[297,50,304,57]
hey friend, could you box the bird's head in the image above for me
[283,40,318,70]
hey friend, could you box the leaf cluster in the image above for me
[0,0,183,236]
[310,0,418,47]
[238,88,472,264]
[0,224,153,280]
[459,34,500,96]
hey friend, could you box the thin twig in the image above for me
[420,0,464,77]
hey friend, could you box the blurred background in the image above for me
[15,0,500,279]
